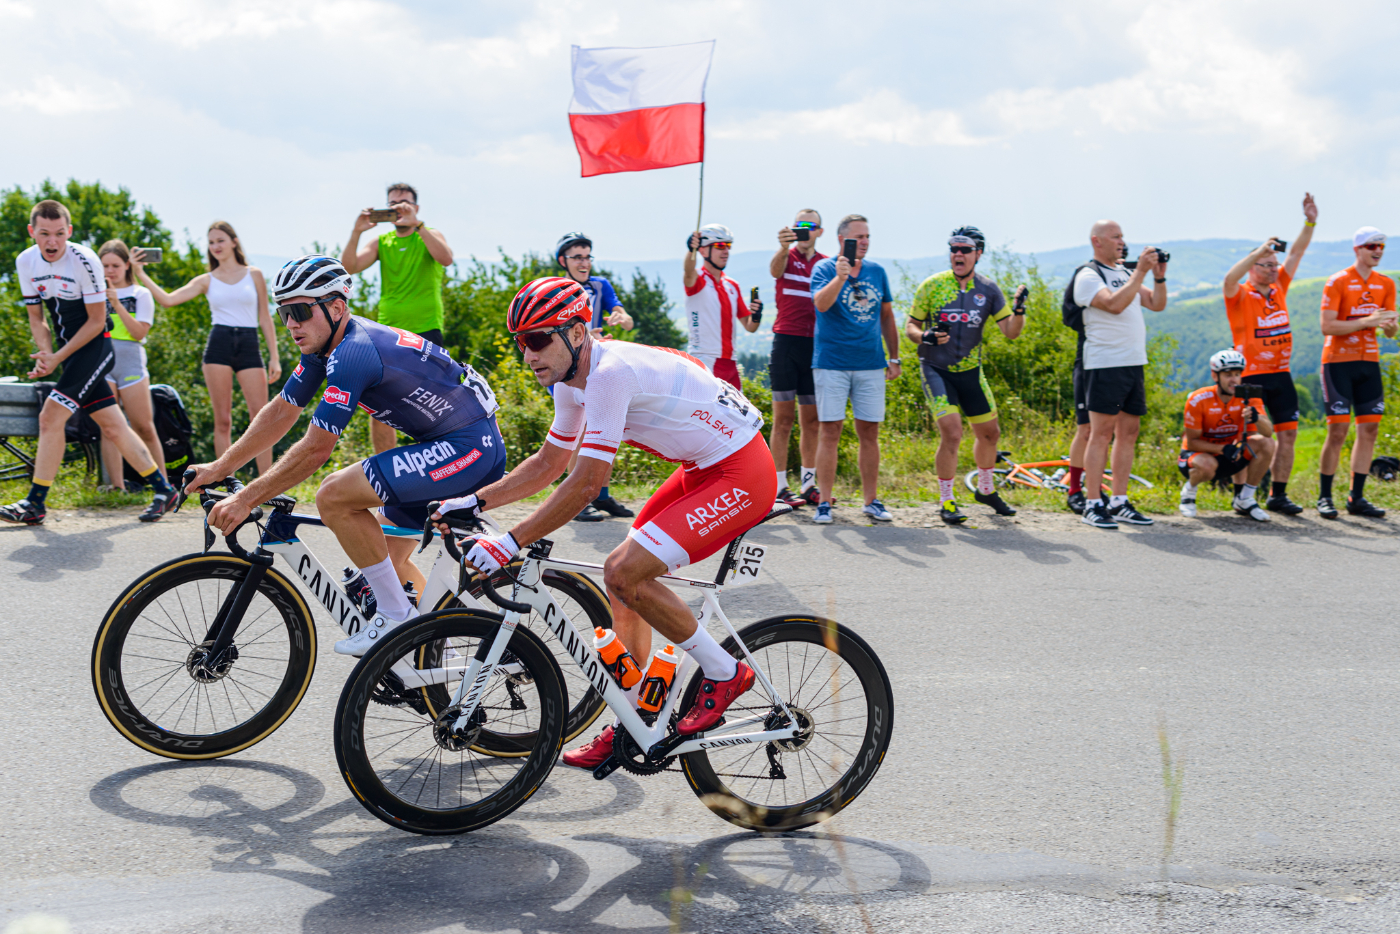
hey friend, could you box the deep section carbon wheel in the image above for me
[91,553,316,760]
[678,615,894,832]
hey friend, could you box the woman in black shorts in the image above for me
[135,221,281,474]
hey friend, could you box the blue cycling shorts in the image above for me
[361,417,507,529]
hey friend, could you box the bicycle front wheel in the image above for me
[678,615,894,832]
[334,610,565,835]
[91,553,317,760]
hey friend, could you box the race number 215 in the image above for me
[731,543,767,584]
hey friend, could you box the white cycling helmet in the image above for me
[696,224,734,247]
[273,254,355,303]
[1210,348,1247,373]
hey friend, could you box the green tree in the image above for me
[0,179,171,279]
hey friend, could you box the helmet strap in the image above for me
[558,324,584,383]
[316,300,345,358]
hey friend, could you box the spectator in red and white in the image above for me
[767,209,826,507]
[684,224,761,389]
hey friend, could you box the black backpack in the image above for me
[1061,261,1110,334]
[32,382,102,445]
[124,384,195,486]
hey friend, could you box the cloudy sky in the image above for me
[5,0,1398,265]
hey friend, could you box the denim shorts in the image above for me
[812,367,886,423]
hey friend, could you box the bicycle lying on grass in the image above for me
[963,450,1153,496]
[91,476,612,760]
[333,503,895,835]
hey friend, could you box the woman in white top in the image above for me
[98,240,163,487]
[135,220,281,475]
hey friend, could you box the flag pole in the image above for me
[695,160,705,236]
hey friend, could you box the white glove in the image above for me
[433,493,483,520]
[464,532,519,575]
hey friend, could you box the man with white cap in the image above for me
[1316,227,1398,518]
[684,224,762,389]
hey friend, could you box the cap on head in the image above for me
[1210,348,1247,373]
[273,255,355,303]
[697,224,734,247]
[1354,226,1386,248]
[949,226,985,251]
[555,231,592,265]
[507,277,589,333]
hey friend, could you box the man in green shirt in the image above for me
[342,182,455,454]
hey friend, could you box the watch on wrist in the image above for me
[888,358,901,366]
[1155,277,1167,284]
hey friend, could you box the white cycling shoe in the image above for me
[1233,497,1271,522]
[335,606,420,657]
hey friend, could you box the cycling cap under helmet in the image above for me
[949,226,986,251]
[696,224,734,248]
[1210,348,1247,373]
[508,277,591,381]
[273,255,355,357]
[555,231,592,265]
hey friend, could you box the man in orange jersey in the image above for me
[1177,349,1276,522]
[1221,193,1317,515]
[1316,227,1399,519]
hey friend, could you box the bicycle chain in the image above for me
[621,704,793,780]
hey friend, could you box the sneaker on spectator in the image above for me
[939,500,967,525]
[1316,496,1339,519]
[775,487,807,507]
[1066,490,1086,515]
[573,503,606,522]
[592,495,634,518]
[974,490,1016,516]
[1178,484,1197,518]
[1265,494,1304,515]
[1081,501,1119,530]
[862,499,893,522]
[812,502,833,524]
[1108,500,1153,526]
[1233,496,1270,522]
[801,487,821,507]
[1346,496,1386,518]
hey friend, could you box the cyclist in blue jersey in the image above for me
[189,255,506,656]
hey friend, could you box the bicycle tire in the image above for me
[424,567,611,752]
[91,553,317,760]
[678,615,894,832]
[334,610,565,835]
[963,468,1014,493]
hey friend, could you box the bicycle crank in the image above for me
[615,727,676,776]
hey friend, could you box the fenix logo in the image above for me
[392,440,460,478]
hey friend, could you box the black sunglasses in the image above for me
[949,245,976,255]
[277,297,336,326]
[515,324,574,353]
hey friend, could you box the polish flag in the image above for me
[568,41,714,178]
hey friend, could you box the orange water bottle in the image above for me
[638,644,680,713]
[594,627,642,689]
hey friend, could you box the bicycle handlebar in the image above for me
[476,570,533,614]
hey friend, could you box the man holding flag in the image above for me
[683,224,761,388]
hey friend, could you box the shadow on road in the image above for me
[0,520,143,582]
[89,759,931,932]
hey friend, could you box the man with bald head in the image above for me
[1071,220,1169,529]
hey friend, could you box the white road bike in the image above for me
[333,503,896,834]
[91,477,612,760]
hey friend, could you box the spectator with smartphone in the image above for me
[683,224,761,389]
[554,231,635,522]
[342,183,455,454]
[808,214,900,525]
[135,220,281,476]
[96,239,163,488]
[1,200,177,525]
[1315,227,1399,518]
[1221,193,1318,515]
[767,209,826,507]
[1073,220,1169,530]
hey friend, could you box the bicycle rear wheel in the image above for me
[678,615,894,832]
[334,610,565,835]
[91,554,317,760]
[424,567,611,752]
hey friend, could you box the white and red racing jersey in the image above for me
[547,340,764,471]
[684,269,748,362]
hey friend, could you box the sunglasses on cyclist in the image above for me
[514,324,575,353]
[949,245,976,255]
[276,297,336,326]
[563,253,592,262]
[706,242,733,251]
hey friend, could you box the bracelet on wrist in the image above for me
[1305,221,1316,227]
[1155,277,1167,284]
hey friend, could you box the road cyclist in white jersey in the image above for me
[2,200,177,525]
[431,276,779,769]
[136,220,282,476]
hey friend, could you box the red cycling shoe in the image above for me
[561,725,614,768]
[677,662,755,735]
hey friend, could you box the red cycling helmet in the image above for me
[507,277,590,333]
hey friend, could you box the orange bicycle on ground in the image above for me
[963,451,1154,497]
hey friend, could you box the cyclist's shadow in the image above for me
[89,759,931,933]
[1,519,143,582]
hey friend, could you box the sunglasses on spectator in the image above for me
[277,298,336,326]
[1255,262,1280,269]
[514,324,574,353]
[793,222,818,229]
[1364,242,1386,251]
[949,245,976,255]
[706,242,733,251]
[564,253,592,262]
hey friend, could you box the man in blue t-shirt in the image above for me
[189,256,507,658]
[808,214,901,525]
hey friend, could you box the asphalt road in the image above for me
[3,503,1399,933]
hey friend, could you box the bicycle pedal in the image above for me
[591,754,620,781]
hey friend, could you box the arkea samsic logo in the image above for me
[686,486,752,538]
[323,386,351,406]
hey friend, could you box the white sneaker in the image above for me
[1179,483,1197,518]
[335,606,420,656]
[862,499,893,522]
[1233,497,1271,522]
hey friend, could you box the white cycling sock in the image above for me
[800,467,816,492]
[1239,483,1258,503]
[1086,498,1104,509]
[1109,494,1128,508]
[680,626,738,681]
[1182,481,1198,498]
[776,470,786,491]
[977,468,995,495]
[938,477,955,504]
[361,556,413,621]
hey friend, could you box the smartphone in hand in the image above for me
[841,239,858,263]
[368,208,399,223]
[134,247,163,264]
[792,228,811,242]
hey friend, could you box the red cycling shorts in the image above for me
[627,433,778,571]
